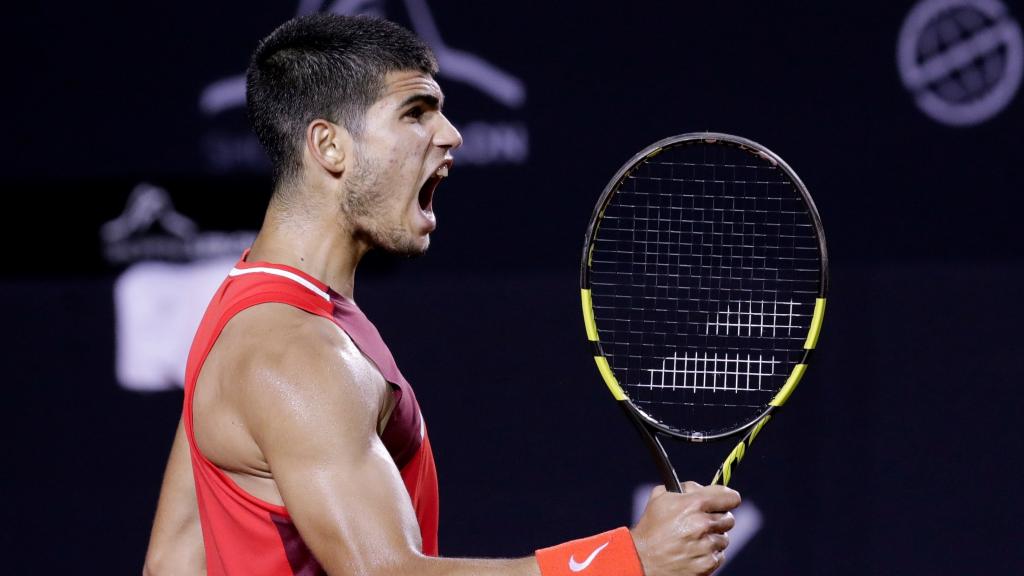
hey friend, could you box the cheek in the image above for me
[383,144,417,178]
[386,143,404,163]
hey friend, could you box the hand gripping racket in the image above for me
[580,133,828,491]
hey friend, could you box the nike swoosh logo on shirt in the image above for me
[568,541,611,572]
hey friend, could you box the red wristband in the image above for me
[536,527,644,576]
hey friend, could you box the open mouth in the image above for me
[418,159,452,213]
[418,175,440,213]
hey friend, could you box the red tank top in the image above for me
[183,252,439,575]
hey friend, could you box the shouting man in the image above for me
[144,13,740,576]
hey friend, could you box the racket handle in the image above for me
[652,438,682,493]
[618,403,682,493]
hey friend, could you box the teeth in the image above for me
[436,165,449,178]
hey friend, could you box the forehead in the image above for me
[376,70,444,106]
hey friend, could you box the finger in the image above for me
[696,551,723,576]
[651,484,667,498]
[707,511,736,533]
[704,532,729,552]
[696,485,741,512]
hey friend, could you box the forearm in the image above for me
[322,526,644,576]
[311,533,541,576]
[395,554,540,576]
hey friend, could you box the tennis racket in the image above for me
[580,132,828,491]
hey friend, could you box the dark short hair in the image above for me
[246,14,438,185]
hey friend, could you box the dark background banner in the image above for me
[4,1,1023,573]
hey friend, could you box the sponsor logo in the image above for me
[113,256,241,391]
[102,183,256,391]
[101,182,255,264]
[897,0,1023,126]
[568,541,610,572]
[199,0,528,171]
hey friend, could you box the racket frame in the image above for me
[580,132,829,489]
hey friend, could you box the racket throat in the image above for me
[619,403,682,493]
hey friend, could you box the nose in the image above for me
[434,112,463,151]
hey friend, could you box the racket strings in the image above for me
[589,142,822,435]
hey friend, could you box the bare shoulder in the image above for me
[221,303,388,444]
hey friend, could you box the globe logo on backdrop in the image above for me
[897,0,1023,126]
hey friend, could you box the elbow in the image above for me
[142,553,168,576]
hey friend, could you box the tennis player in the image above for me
[143,13,740,576]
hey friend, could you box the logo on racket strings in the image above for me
[642,299,803,392]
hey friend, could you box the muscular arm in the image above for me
[246,319,538,576]
[143,419,206,576]
[247,317,740,576]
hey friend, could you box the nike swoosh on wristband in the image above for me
[568,541,611,572]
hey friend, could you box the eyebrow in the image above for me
[398,93,442,110]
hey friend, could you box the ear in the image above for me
[305,119,350,176]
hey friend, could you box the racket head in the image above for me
[581,132,828,441]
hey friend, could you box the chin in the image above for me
[364,223,431,258]
[382,235,430,258]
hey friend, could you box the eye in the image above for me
[403,106,426,120]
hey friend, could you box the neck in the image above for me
[247,188,368,300]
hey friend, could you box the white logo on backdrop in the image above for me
[199,0,528,169]
[102,183,256,391]
[632,483,762,571]
[897,0,1023,126]
[113,257,240,391]
[101,183,255,264]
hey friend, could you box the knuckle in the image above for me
[679,516,704,538]
[685,513,709,531]
[684,493,710,511]
[698,554,718,573]
[713,550,727,570]
[723,511,736,525]
[705,534,724,551]
[709,533,729,552]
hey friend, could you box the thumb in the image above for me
[650,484,668,498]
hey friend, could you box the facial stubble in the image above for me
[341,149,429,258]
